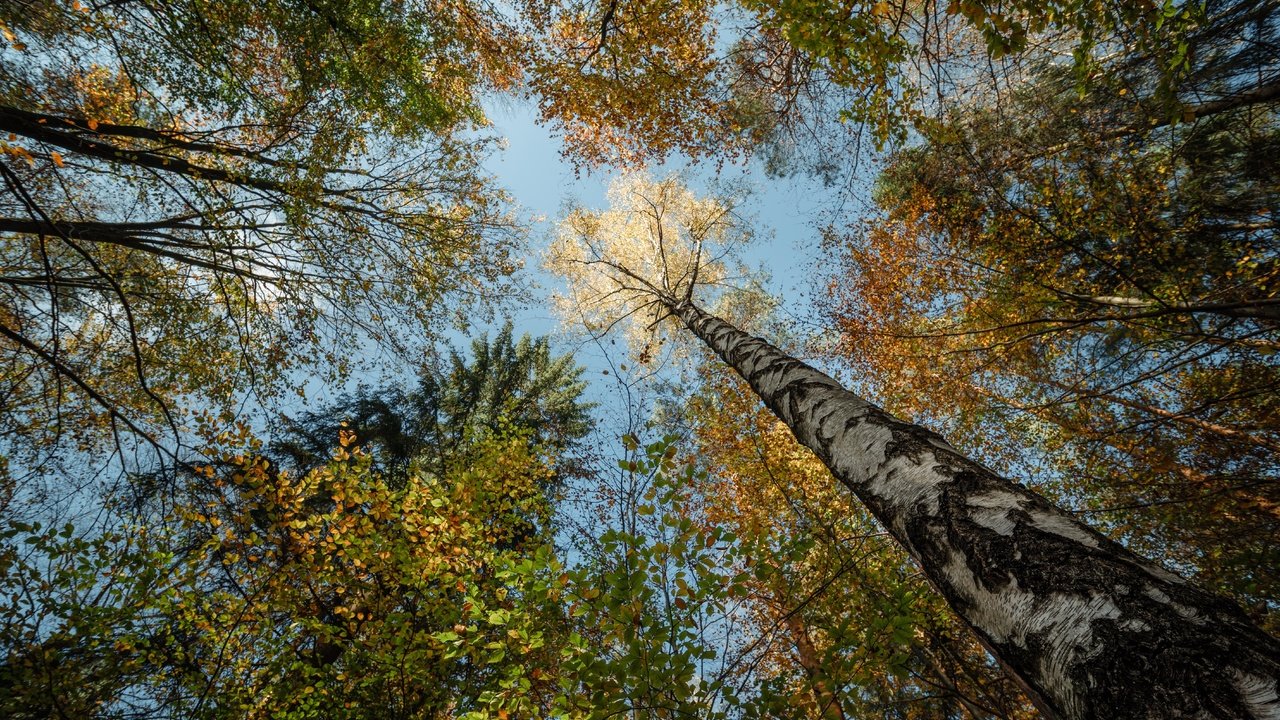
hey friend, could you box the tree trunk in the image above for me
[782,612,848,720]
[673,301,1280,720]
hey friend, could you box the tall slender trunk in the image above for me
[673,301,1280,720]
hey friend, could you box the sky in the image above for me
[291,97,874,442]
[466,99,870,551]
[480,100,862,371]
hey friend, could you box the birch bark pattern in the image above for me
[674,301,1280,720]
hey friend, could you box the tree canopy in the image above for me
[3,0,1279,718]
[826,42,1280,630]
[0,0,522,478]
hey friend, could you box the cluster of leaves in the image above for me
[516,0,929,166]
[522,0,730,166]
[0,517,175,718]
[148,426,566,719]
[554,434,757,719]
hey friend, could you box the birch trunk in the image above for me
[674,301,1280,720]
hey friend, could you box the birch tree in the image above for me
[547,175,1280,720]
[826,57,1280,628]
[684,363,1037,718]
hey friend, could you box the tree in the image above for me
[0,0,522,474]
[127,327,593,717]
[548,174,1280,720]
[519,0,1212,171]
[824,46,1280,627]
[0,321,601,718]
[684,358,1036,719]
[271,323,593,486]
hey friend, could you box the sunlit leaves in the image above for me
[148,429,564,718]
[525,0,728,166]
[546,173,751,362]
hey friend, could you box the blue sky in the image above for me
[481,100,860,355]
[469,100,888,463]
[297,98,870,429]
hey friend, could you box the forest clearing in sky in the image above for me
[0,1,1278,718]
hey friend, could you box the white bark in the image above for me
[674,301,1280,720]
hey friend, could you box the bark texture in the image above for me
[674,301,1280,720]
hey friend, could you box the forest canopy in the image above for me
[1,1,1277,719]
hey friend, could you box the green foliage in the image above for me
[554,436,750,719]
[0,0,522,472]
[273,323,593,486]
[0,519,176,718]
